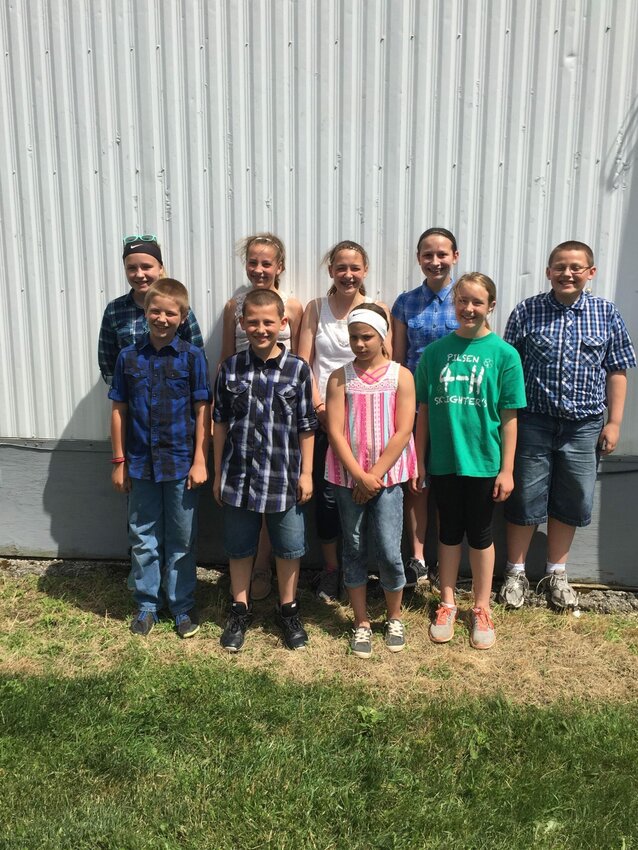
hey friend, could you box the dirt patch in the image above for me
[2,558,638,705]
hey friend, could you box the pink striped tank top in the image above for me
[325,360,417,487]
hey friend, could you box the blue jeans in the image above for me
[128,477,199,615]
[333,484,406,592]
[505,411,603,528]
[222,503,307,560]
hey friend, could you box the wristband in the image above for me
[111,457,126,464]
[314,402,325,412]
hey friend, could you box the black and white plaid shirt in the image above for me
[214,345,317,513]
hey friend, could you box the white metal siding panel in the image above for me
[0,0,637,446]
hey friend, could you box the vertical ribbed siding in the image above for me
[0,0,637,447]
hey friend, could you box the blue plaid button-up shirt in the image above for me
[504,290,636,419]
[391,281,458,373]
[214,345,317,513]
[99,290,204,385]
[109,335,212,481]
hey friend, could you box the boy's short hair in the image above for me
[144,279,189,315]
[242,288,285,318]
[548,241,595,267]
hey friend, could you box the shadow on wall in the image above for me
[596,98,638,585]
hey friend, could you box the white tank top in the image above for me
[311,296,370,401]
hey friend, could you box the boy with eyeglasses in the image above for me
[499,241,635,610]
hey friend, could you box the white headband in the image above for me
[347,308,388,339]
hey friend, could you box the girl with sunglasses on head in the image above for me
[98,235,204,386]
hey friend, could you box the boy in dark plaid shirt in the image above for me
[499,241,636,610]
[109,279,212,639]
[213,289,317,651]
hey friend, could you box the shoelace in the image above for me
[434,605,456,625]
[353,626,371,642]
[385,620,404,637]
[472,608,493,631]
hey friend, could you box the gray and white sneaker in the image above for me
[498,571,529,609]
[384,618,406,653]
[540,571,579,610]
[350,625,373,658]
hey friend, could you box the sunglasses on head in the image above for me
[122,233,157,246]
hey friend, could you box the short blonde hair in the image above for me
[144,278,189,316]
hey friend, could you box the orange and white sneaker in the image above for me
[469,607,496,650]
[429,604,457,643]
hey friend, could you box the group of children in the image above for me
[99,231,636,656]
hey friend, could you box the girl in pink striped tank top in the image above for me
[325,303,417,658]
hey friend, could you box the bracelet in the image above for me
[314,402,325,412]
[111,457,126,464]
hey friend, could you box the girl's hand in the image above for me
[187,461,208,489]
[355,471,383,498]
[493,471,514,502]
[297,472,313,504]
[409,462,427,495]
[111,463,130,494]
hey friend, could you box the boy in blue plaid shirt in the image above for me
[213,289,317,652]
[500,241,636,610]
[109,279,212,638]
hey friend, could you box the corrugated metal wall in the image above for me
[1,0,637,447]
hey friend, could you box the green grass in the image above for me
[2,656,638,850]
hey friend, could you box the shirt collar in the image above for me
[248,342,287,369]
[547,290,588,311]
[137,333,182,355]
[422,279,455,303]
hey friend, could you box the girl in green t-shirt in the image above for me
[412,273,526,650]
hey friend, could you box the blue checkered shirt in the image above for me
[391,281,458,372]
[108,335,212,481]
[214,346,317,513]
[504,291,636,419]
[99,290,204,385]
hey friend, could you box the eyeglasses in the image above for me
[548,265,592,275]
[123,233,157,246]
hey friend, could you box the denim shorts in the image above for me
[222,503,307,560]
[505,411,602,528]
[333,484,406,593]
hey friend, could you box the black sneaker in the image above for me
[316,566,340,603]
[404,557,428,588]
[277,601,308,650]
[220,602,253,652]
[175,610,200,639]
[130,610,158,636]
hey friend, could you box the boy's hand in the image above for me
[187,461,208,489]
[111,463,130,494]
[598,422,620,455]
[493,470,514,502]
[316,407,328,432]
[409,462,427,495]
[297,472,313,504]
[212,475,223,507]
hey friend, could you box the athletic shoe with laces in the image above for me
[469,607,496,650]
[130,610,158,636]
[498,571,529,609]
[316,566,340,603]
[404,557,428,588]
[175,610,200,639]
[538,571,579,610]
[277,601,308,650]
[384,618,406,652]
[220,602,253,652]
[250,563,272,601]
[429,604,457,643]
[350,625,373,658]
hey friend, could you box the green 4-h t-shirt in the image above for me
[415,332,526,477]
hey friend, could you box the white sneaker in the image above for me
[498,571,529,609]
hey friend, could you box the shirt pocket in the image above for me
[165,369,190,400]
[124,367,149,392]
[226,380,250,418]
[528,333,556,364]
[275,384,298,421]
[580,335,606,368]
[407,314,426,330]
